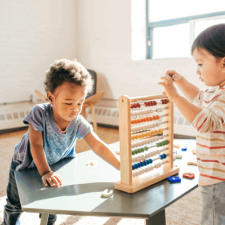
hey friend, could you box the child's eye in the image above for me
[197,64,203,67]
[65,103,72,105]
[77,101,84,106]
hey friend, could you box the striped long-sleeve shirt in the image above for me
[192,86,225,186]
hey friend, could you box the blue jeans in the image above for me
[2,161,57,225]
[201,181,225,225]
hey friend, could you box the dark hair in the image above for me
[191,23,225,58]
[44,59,93,94]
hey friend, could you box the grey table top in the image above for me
[15,139,198,218]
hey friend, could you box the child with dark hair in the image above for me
[159,24,225,225]
[2,59,120,225]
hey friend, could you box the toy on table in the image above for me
[187,162,197,166]
[101,189,113,198]
[175,154,182,159]
[114,95,179,193]
[85,160,97,167]
[168,176,181,183]
[173,144,180,149]
[183,172,195,179]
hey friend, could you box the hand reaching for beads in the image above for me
[158,75,180,102]
[166,70,183,82]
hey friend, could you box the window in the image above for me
[146,0,225,59]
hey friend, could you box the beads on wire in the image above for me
[130,97,170,177]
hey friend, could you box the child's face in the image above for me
[48,82,86,123]
[193,48,225,86]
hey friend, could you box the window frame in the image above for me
[146,1,225,59]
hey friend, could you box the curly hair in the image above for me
[44,59,93,94]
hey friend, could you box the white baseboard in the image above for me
[0,102,196,138]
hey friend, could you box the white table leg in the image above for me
[40,213,49,225]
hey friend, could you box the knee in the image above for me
[4,201,22,213]
[48,214,57,225]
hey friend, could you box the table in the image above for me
[15,139,198,225]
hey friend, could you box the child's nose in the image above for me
[196,68,201,76]
[72,105,81,112]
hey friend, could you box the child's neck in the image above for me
[219,80,225,87]
[52,111,70,132]
[55,119,70,133]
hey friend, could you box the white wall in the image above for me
[75,0,204,108]
[0,0,205,107]
[0,0,77,104]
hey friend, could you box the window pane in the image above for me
[152,24,190,59]
[194,17,225,37]
[149,0,225,22]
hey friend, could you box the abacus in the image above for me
[114,95,179,193]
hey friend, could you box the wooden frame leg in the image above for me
[90,104,97,131]
[40,213,49,225]
[146,210,166,225]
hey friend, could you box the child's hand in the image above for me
[158,76,179,102]
[41,171,63,187]
[166,70,183,82]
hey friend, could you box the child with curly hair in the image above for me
[159,24,225,225]
[2,59,120,225]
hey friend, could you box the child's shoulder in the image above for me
[23,103,52,129]
[204,86,225,95]
[26,102,52,120]
[32,102,51,113]
[202,86,225,104]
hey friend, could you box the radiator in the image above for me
[0,102,34,130]
[0,103,196,138]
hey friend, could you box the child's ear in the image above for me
[222,57,225,73]
[47,92,54,104]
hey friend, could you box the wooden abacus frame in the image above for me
[114,95,179,193]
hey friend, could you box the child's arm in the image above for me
[166,70,199,102]
[84,131,120,170]
[158,76,202,123]
[29,124,62,187]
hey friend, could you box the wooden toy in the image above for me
[114,95,179,193]
[101,189,113,198]
[183,172,195,179]
[168,176,181,183]
[173,144,180,148]
[187,162,197,166]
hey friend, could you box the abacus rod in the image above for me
[130,95,166,102]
